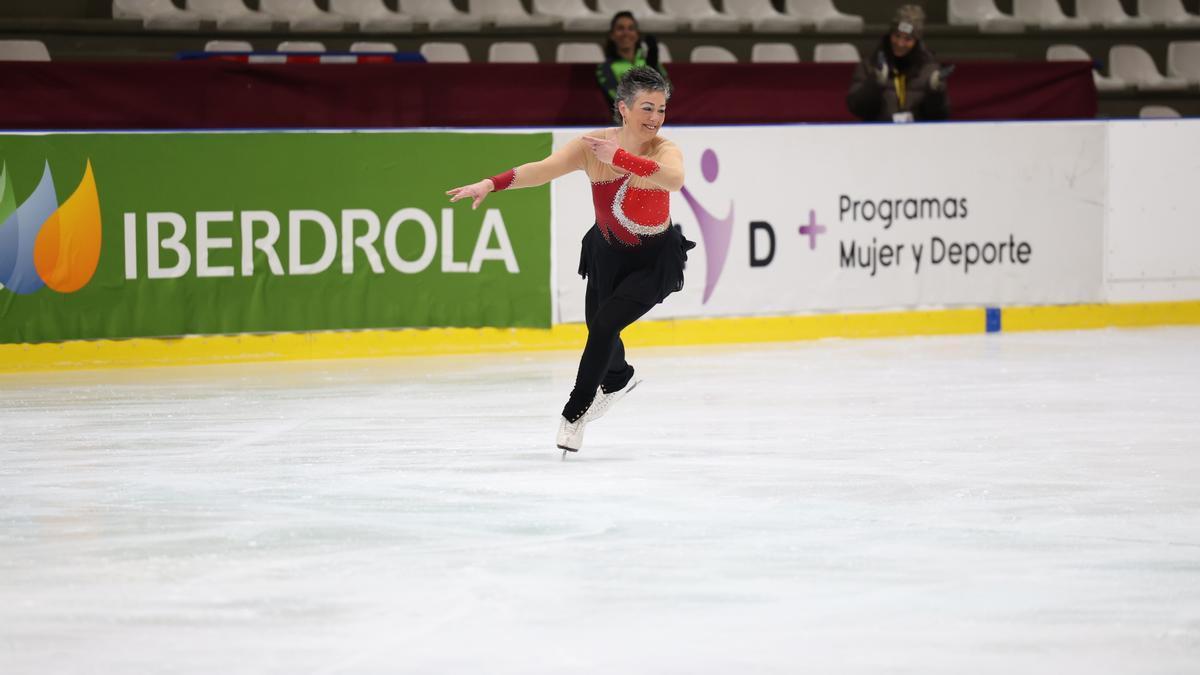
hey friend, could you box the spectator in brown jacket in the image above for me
[847,5,951,123]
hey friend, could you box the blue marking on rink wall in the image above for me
[986,307,1002,333]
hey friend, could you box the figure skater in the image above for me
[446,66,693,454]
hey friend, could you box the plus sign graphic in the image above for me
[798,209,827,250]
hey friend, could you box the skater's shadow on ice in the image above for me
[512,451,636,463]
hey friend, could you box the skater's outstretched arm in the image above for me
[446,136,590,210]
[580,135,683,191]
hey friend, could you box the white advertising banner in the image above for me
[552,122,1106,323]
[1105,119,1200,303]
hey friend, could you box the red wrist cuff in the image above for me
[612,148,660,177]
[489,168,516,191]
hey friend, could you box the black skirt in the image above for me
[577,224,697,307]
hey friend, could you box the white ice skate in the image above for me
[557,415,586,455]
[582,377,642,424]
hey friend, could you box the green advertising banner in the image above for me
[0,131,552,344]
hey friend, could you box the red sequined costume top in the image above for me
[488,128,684,247]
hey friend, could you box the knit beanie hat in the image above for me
[892,4,926,39]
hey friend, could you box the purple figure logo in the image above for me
[680,149,733,304]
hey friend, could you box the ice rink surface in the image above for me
[2,327,1199,674]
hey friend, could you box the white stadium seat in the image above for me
[659,0,743,32]
[1075,0,1154,27]
[277,41,326,53]
[1167,41,1200,85]
[948,0,1026,32]
[1110,44,1189,90]
[594,0,683,33]
[1013,0,1090,29]
[1047,43,1128,91]
[1138,0,1200,27]
[468,0,559,29]
[0,39,51,61]
[113,0,201,30]
[328,0,414,33]
[399,0,482,31]
[420,42,470,63]
[813,42,860,63]
[555,42,605,63]
[784,0,864,32]
[723,0,809,33]
[531,0,609,32]
[690,45,737,63]
[350,41,398,53]
[188,0,275,30]
[1140,105,1182,117]
[488,41,540,63]
[260,0,346,31]
[204,39,253,52]
[751,42,801,63]
[657,41,673,63]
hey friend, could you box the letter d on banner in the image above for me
[750,221,775,268]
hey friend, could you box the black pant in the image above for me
[560,286,652,422]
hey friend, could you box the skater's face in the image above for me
[890,30,916,58]
[619,90,667,141]
[609,16,639,55]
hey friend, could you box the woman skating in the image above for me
[447,67,693,454]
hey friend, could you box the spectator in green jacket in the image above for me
[596,11,670,122]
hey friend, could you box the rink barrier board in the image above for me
[2,300,1199,373]
[0,131,555,343]
[1001,301,1200,332]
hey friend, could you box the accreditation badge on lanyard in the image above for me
[891,73,913,123]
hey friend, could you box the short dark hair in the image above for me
[615,66,671,124]
[609,10,636,32]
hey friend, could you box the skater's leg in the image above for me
[561,296,653,421]
[584,280,636,396]
[602,339,635,394]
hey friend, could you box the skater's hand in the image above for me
[446,179,493,210]
[582,135,618,165]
